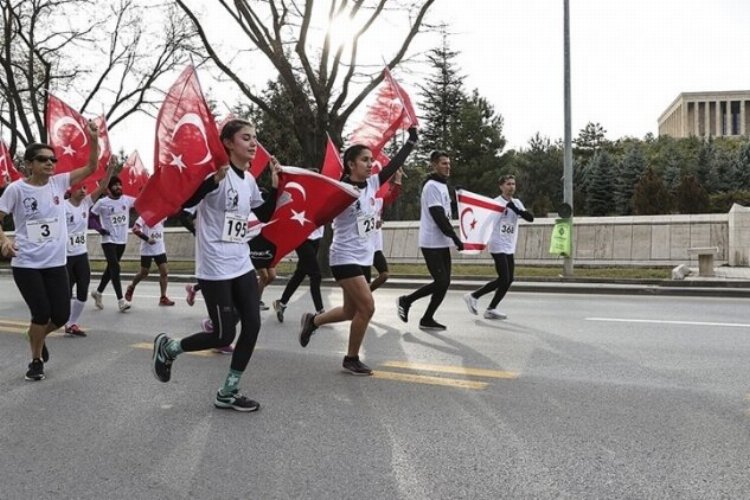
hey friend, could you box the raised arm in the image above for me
[377,127,418,186]
[69,121,100,187]
[89,156,117,202]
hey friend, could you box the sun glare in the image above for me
[326,12,359,52]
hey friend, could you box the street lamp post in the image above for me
[563,0,574,276]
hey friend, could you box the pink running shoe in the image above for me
[212,344,234,354]
[201,318,214,333]
[185,284,196,307]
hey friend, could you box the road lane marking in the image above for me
[131,342,226,357]
[586,317,750,328]
[373,370,488,390]
[380,361,518,379]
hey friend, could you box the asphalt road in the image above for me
[1,278,749,499]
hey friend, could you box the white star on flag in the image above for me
[169,152,187,171]
[62,144,75,156]
[290,209,310,226]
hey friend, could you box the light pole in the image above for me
[563,0,574,276]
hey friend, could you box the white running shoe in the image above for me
[91,291,103,310]
[483,309,507,320]
[118,298,131,312]
[463,293,478,315]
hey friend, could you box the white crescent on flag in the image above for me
[456,189,505,254]
[172,112,212,165]
[52,116,88,147]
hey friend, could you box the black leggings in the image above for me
[13,266,70,327]
[404,247,452,321]
[67,253,91,302]
[98,243,126,299]
[472,253,514,309]
[280,238,323,311]
[180,270,260,372]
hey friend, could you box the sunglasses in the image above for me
[33,155,58,164]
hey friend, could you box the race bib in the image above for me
[27,218,60,243]
[222,213,248,243]
[356,213,376,238]
[110,213,128,226]
[67,231,86,253]
[500,224,515,235]
[150,231,163,241]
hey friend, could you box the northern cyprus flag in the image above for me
[456,189,505,254]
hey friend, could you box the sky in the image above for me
[46,0,750,169]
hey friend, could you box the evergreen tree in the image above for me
[417,29,466,160]
[695,138,715,189]
[632,167,673,215]
[731,141,750,190]
[674,175,710,214]
[615,144,646,215]
[585,150,615,216]
[662,156,682,192]
[710,148,734,192]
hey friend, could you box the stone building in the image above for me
[658,90,750,138]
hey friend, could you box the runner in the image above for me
[297,127,418,375]
[272,225,325,323]
[90,175,136,311]
[151,118,279,412]
[124,215,175,306]
[63,157,116,336]
[464,174,534,319]
[0,121,99,381]
[397,151,463,331]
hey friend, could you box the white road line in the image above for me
[586,317,750,328]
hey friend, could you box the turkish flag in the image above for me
[320,134,343,180]
[348,67,418,161]
[135,65,228,226]
[456,189,505,254]
[46,93,92,174]
[69,115,112,194]
[121,151,150,197]
[261,166,359,267]
[250,142,271,179]
[0,140,23,188]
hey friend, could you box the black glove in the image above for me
[407,126,418,144]
[452,236,464,252]
[506,200,519,213]
[97,229,110,236]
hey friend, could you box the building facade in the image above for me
[658,90,750,138]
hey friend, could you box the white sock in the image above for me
[69,298,86,325]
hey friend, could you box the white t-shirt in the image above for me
[308,225,324,241]
[65,195,94,256]
[418,179,453,248]
[134,216,166,257]
[372,197,385,253]
[330,176,380,267]
[488,197,525,254]
[195,168,263,280]
[91,195,136,244]
[0,173,71,269]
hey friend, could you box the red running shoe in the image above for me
[185,284,196,306]
[125,285,134,302]
[159,296,175,306]
[65,324,87,337]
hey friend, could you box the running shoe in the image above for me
[299,312,318,348]
[118,298,131,312]
[159,296,175,306]
[397,296,410,323]
[124,285,134,302]
[152,333,174,383]
[212,344,234,355]
[91,290,103,310]
[185,284,196,306]
[259,300,270,311]
[483,309,507,320]
[463,293,478,315]
[201,318,214,333]
[65,324,87,337]
[272,300,286,323]
[419,318,447,331]
[214,389,260,412]
[342,356,373,376]
[25,359,45,381]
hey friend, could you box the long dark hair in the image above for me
[342,144,370,177]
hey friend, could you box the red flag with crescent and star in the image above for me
[455,189,505,254]
[68,115,112,194]
[261,166,359,267]
[135,65,228,226]
[121,151,150,197]
[250,142,271,179]
[0,140,23,188]
[46,93,94,175]
[320,134,343,180]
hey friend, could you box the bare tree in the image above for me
[175,0,436,166]
[0,0,198,154]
